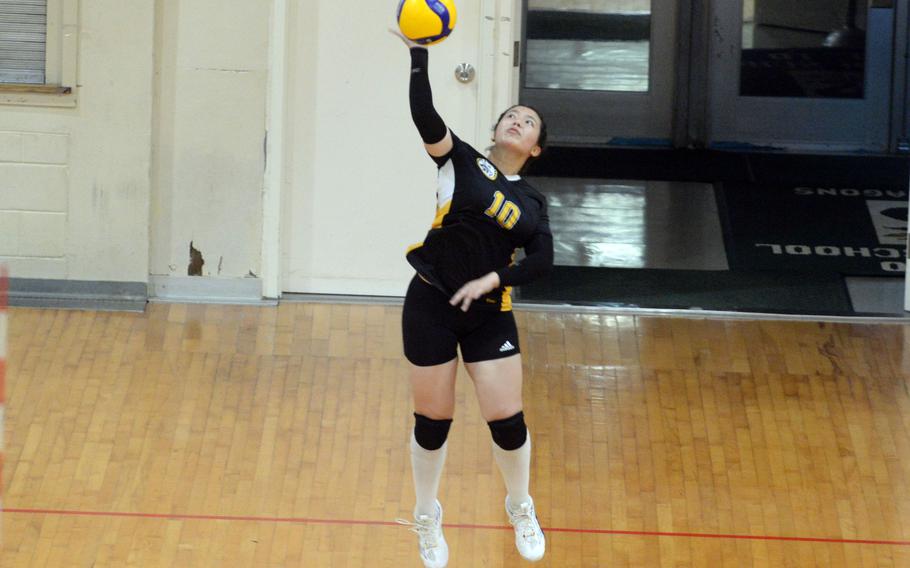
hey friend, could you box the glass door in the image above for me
[707,0,894,151]
[519,0,679,145]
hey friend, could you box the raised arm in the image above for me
[408,47,454,158]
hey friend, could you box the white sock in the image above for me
[410,432,448,518]
[492,430,531,509]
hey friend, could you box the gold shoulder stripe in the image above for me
[431,199,453,229]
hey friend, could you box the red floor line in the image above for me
[6,508,910,547]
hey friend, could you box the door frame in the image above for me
[262,0,289,299]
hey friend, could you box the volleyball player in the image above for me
[393,32,554,567]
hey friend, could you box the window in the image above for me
[0,0,47,84]
[0,0,77,106]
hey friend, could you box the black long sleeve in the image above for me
[495,228,554,287]
[409,48,448,144]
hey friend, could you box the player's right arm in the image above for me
[409,47,454,158]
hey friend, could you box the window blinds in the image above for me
[0,0,47,84]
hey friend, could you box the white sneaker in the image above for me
[506,496,546,562]
[398,500,449,568]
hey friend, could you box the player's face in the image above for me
[494,106,543,159]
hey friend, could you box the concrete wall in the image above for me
[150,1,270,286]
[0,1,154,282]
[0,0,272,301]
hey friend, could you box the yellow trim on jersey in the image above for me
[405,198,453,255]
[432,199,452,229]
[499,249,518,311]
[500,285,513,312]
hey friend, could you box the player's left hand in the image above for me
[450,272,501,312]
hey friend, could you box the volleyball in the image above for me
[397,0,457,46]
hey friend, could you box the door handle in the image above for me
[455,63,475,83]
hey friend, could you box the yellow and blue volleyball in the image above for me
[397,0,457,46]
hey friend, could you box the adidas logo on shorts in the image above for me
[499,341,515,352]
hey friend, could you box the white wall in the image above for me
[150,1,270,283]
[0,1,516,300]
[0,1,154,282]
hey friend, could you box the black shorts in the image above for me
[402,275,521,367]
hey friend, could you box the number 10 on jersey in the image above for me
[484,191,521,230]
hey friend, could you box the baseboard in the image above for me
[284,276,408,297]
[281,292,403,306]
[148,275,271,305]
[9,278,148,312]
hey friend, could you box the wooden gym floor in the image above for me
[2,302,910,566]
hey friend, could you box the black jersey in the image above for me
[406,132,553,311]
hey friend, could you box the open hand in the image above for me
[450,272,501,312]
[388,27,421,49]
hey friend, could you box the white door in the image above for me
[519,0,679,145]
[707,0,894,151]
[282,1,509,296]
